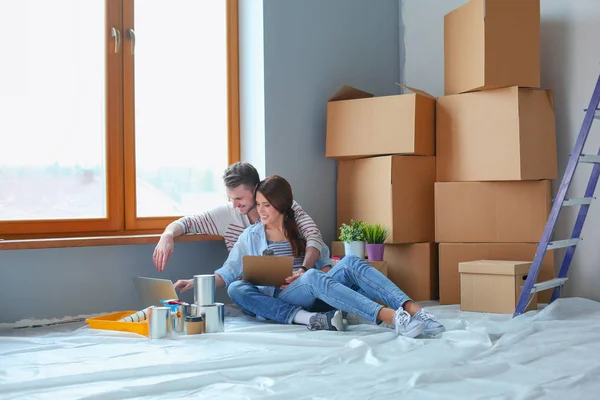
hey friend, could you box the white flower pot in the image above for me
[344,241,365,259]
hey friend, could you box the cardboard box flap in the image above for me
[459,260,532,276]
[395,83,436,99]
[329,85,374,102]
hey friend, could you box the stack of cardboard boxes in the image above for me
[325,85,439,302]
[435,0,558,305]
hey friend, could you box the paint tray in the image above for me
[86,310,149,337]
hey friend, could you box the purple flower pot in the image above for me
[366,244,385,262]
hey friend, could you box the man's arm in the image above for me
[292,201,324,269]
[154,206,232,271]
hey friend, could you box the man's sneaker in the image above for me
[308,310,345,331]
[413,309,445,337]
[393,309,424,338]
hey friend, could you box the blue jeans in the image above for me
[228,255,412,324]
[277,256,412,322]
[227,280,302,324]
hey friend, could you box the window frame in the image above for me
[0,0,240,242]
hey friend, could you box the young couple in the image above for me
[153,162,445,338]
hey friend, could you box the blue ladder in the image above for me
[514,73,600,317]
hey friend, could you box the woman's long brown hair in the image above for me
[256,175,306,257]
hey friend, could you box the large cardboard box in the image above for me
[326,85,435,159]
[438,243,555,305]
[459,260,538,314]
[436,87,557,182]
[338,156,436,244]
[385,243,438,302]
[435,181,551,243]
[444,0,540,95]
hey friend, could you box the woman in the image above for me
[215,175,445,338]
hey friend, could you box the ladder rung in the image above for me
[562,197,594,206]
[546,238,580,250]
[579,155,600,164]
[529,278,569,294]
[584,108,600,119]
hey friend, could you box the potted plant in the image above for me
[338,219,366,259]
[363,223,389,261]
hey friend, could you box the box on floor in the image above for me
[459,260,538,314]
[338,155,436,244]
[438,242,555,305]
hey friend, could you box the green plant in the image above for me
[363,223,389,244]
[338,219,365,243]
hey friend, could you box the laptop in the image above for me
[242,255,295,287]
[133,276,179,309]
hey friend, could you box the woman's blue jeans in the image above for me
[227,255,413,324]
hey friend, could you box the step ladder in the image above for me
[514,73,600,317]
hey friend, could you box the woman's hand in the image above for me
[279,269,305,290]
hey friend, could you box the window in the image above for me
[0,0,239,239]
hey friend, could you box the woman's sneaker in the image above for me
[308,310,345,331]
[413,309,445,337]
[393,309,424,338]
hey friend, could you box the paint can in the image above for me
[197,303,225,333]
[148,306,172,339]
[193,274,216,306]
[171,304,185,333]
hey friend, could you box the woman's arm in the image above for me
[213,229,250,287]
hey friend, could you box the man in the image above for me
[153,161,328,277]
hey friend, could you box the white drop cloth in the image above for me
[1,298,599,399]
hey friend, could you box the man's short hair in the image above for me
[223,162,260,190]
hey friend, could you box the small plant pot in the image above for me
[344,241,365,259]
[366,243,385,262]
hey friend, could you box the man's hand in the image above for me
[153,233,175,271]
[174,279,194,293]
[280,269,305,290]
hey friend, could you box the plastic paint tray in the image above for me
[86,310,149,337]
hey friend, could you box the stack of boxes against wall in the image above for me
[325,0,558,309]
[437,0,558,307]
[325,84,438,303]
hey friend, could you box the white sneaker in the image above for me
[413,309,445,337]
[393,309,424,338]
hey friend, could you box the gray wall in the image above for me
[0,0,401,325]
[261,0,401,246]
[0,241,229,325]
[401,0,600,300]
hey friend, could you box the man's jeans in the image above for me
[227,255,413,324]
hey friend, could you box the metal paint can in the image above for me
[148,306,172,339]
[193,274,216,306]
[197,302,225,333]
[172,304,185,333]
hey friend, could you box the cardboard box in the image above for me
[435,181,551,243]
[326,85,435,159]
[338,156,436,243]
[331,241,345,258]
[385,243,438,302]
[436,86,557,182]
[438,243,555,305]
[444,0,541,95]
[459,260,538,314]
